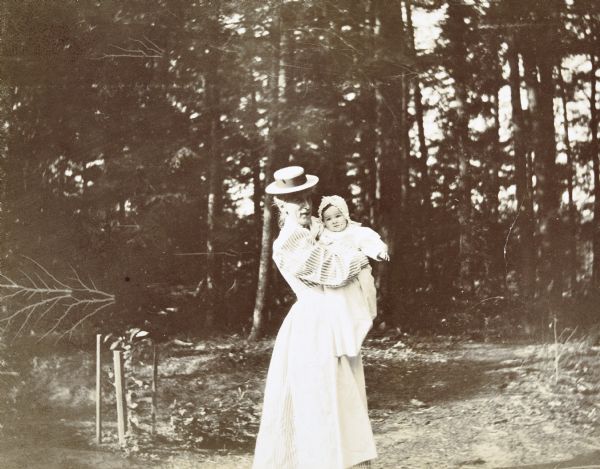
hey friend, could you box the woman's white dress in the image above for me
[252,219,377,469]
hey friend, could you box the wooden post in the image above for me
[113,350,126,446]
[96,334,102,444]
[151,341,158,436]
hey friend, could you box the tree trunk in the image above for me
[443,2,473,295]
[404,0,432,290]
[537,53,561,302]
[248,4,282,341]
[508,35,536,301]
[0,40,8,274]
[0,1,8,273]
[204,0,223,330]
[205,111,221,330]
[363,86,379,226]
[455,83,473,295]
[250,88,262,237]
[376,0,408,322]
[413,80,433,290]
[558,67,578,293]
[364,0,379,226]
[487,90,503,292]
[588,53,600,286]
[395,69,411,294]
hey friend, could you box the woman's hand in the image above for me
[309,218,323,239]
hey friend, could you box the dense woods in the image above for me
[1,0,600,339]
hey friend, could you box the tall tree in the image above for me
[404,0,433,290]
[558,67,578,292]
[249,1,282,340]
[443,1,475,294]
[0,0,9,274]
[374,0,411,321]
[590,53,600,288]
[204,0,224,329]
[507,34,536,301]
[534,3,562,302]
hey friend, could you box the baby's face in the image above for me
[322,206,348,232]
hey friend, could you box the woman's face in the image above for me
[282,192,313,227]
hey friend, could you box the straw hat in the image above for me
[265,166,319,195]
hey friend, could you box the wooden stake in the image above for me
[113,350,126,446]
[96,334,102,444]
[151,341,158,436]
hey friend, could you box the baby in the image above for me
[318,195,389,356]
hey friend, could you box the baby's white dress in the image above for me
[319,224,387,357]
[252,218,377,469]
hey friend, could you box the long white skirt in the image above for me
[252,296,377,469]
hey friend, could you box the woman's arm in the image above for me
[273,221,368,288]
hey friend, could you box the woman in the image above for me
[252,166,377,469]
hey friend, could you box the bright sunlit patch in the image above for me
[469,115,487,133]
[498,85,512,143]
[556,152,568,165]
[85,158,104,168]
[427,156,437,167]
[256,118,267,128]
[228,181,254,217]
[471,189,483,206]
[411,5,445,53]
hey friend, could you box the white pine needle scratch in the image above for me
[0,258,115,340]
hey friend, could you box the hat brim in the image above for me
[265,174,319,195]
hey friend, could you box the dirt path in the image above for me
[1,339,599,468]
[366,342,600,468]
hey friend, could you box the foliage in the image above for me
[168,384,259,450]
[1,0,600,337]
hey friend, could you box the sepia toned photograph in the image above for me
[1,0,599,468]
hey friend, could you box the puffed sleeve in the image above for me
[354,226,388,260]
[273,220,368,288]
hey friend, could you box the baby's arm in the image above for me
[356,227,389,261]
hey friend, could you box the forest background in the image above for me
[1,0,599,342]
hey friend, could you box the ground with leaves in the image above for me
[0,333,599,469]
